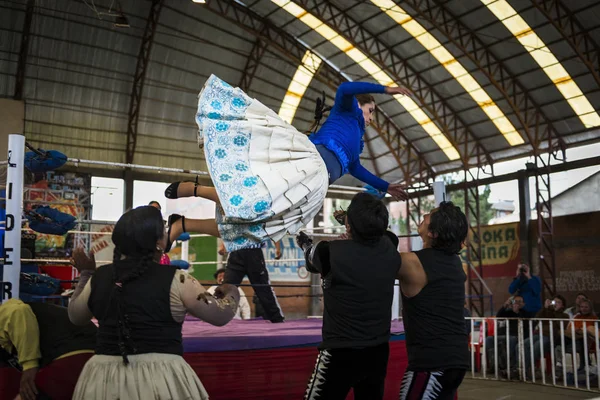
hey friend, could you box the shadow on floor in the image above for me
[459,378,600,400]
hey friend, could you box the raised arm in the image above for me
[178,272,240,326]
[68,248,96,325]
[348,159,389,192]
[335,82,386,111]
[348,160,408,201]
[296,232,331,276]
[335,82,412,111]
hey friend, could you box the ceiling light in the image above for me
[370,0,524,146]
[481,0,600,129]
[279,50,322,124]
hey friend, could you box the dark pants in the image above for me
[224,248,284,323]
[399,368,465,400]
[0,353,93,400]
[304,342,389,400]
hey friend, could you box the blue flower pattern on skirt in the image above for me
[230,195,243,206]
[198,75,273,251]
[214,149,227,159]
[243,177,257,187]
[253,201,269,213]
[233,136,247,147]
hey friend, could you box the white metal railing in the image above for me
[467,317,600,392]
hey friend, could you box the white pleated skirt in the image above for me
[72,353,209,400]
[196,74,329,252]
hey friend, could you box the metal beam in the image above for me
[364,131,381,176]
[517,170,532,267]
[238,29,268,92]
[126,0,163,164]
[405,0,566,152]
[464,169,484,317]
[535,146,557,298]
[530,0,600,88]
[295,0,492,168]
[411,155,600,199]
[13,0,35,100]
[204,0,433,185]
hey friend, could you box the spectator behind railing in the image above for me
[485,295,530,375]
[565,293,588,320]
[524,295,569,379]
[508,264,542,317]
[556,299,598,372]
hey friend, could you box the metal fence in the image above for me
[468,317,600,392]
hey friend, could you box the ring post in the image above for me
[432,181,446,205]
[3,134,25,302]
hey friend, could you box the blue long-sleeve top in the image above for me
[310,82,389,192]
[509,275,542,316]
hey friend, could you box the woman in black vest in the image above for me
[68,206,240,400]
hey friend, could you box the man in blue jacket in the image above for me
[508,264,541,317]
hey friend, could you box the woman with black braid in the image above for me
[68,206,240,400]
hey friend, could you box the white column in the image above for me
[3,134,25,302]
[181,240,189,263]
[433,180,446,205]
[392,280,400,320]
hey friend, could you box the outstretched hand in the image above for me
[296,231,313,250]
[72,247,96,273]
[387,184,409,201]
[385,86,412,97]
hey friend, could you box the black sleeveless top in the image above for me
[401,248,469,371]
[321,237,401,349]
[27,302,97,367]
[88,260,183,356]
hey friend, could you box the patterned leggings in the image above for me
[304,343,389,400]
[399,368,465,400]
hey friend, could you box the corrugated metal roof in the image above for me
[0,0,598,185]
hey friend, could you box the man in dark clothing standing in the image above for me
[396,202,470,400]
[219,241,285,323]
[297,193,401,400]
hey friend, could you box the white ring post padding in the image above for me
[181,240,189,263]
[3,134,25,302]
[433,180,446,205]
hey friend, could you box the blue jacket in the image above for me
[310,82,389,191]
[509,276,542,316]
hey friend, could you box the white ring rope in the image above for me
[8,257,305,266]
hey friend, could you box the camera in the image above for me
[551,300,556,305]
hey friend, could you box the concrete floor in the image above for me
[459,378,600,400]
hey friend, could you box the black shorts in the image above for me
[399,368,465,400]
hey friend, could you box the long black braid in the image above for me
[112,248,154,365]
[306,91,332,135]
[109,205,165,365]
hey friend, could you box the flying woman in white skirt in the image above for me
[164,75,411,252]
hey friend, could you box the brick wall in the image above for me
[482,210,600,315]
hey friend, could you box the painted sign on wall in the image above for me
[460,222,521,277]
[262,236,309,282]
